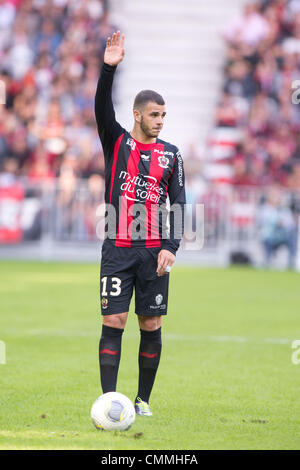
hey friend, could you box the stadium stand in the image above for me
[0,0,113,183]
[209,0,300,189]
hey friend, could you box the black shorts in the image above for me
[100,239,169,316]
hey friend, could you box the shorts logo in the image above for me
[158,156,169,169]
[150,294,166,310]
[101,298,108,309]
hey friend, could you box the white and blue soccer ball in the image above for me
[91,392,135,431]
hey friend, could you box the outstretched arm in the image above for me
[95,31,125,146]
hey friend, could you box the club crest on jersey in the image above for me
[158,155,169,169]
[126,138,136,150]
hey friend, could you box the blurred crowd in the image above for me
[2,0,300,192]
[0,0,113,194]
[211,0,300,189]
[0,0,299,265]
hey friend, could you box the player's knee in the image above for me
[138,315,161,331]
[103,312,128,329]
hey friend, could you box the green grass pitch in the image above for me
[0,260,300,450]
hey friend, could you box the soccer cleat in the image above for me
[134,397,153,416]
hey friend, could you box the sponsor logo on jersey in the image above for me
[126,138,136,150]
[119,171,164,203]
[158,155,169,169]
[153,149,174,157]
[176,151,184,187]
[141,154,150,161]
[164,151,174,157]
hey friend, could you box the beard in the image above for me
[140,116,160,138]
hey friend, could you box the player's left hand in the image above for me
[104,30,125,67]
[156,250,175,277]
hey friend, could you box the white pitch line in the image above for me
[164,333,292,345]
[2,329,293,345]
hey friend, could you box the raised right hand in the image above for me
[104,30,125,67]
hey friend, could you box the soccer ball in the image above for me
[91,392,135,431]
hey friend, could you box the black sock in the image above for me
[137,327,162,403]
[99,324,124,393]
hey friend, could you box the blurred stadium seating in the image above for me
[210,0,300,187]
[0,0,111,246]
[0,0,299,269]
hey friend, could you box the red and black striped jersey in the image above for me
[95,63,186,254]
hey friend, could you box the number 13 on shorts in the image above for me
[101,276,122,297]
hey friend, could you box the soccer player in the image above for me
[95,31,186,416]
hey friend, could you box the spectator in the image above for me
[224,60,259,98]
[223,1,270,47]
[0,0,16,31]
[257,186,298,268]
